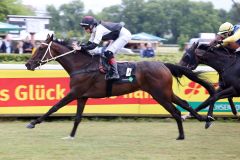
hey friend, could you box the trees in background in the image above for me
[0,0,34,21]
[47,0,85,39]
[229,0,240,24]
[11,0,236,44]
[98,0,226,43]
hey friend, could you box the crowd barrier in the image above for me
[0,64,239,117]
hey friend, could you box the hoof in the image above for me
[26,123,35,129]
[181,115,187,121]
[205,121,213,129]
[61,136,74,140]
[181,113,193,121]
[176,136,185,140]
[205,116,215,129]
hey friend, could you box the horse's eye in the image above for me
[185,55,190,62]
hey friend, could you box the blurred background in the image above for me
[0,0,239,56]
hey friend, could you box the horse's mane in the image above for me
[198,43,235,56]
[53,39,73,50]
[52,39,102,59]
[197,44,210,50]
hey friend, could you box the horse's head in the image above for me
[179,42,199,70]
[25,34,71,71]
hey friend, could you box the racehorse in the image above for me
[179,42,239,128]
[25,34,214,140]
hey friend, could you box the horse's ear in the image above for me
[45,34,54,43]
[192,42,199,49]
[50,34,54,41]
[46,34,50,40]
[196,41,199,47]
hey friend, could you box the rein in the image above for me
[40,41,99,76]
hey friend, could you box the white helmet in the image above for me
[218,22,234,35]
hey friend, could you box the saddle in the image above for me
[99,56,137,97]
[99,56,137,83]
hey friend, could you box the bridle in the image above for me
[39,41,97,75]
[184,47,197,69]
[40,41,76,63]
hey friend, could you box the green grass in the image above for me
[0,120,239,160]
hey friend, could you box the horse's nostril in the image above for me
[25,63,31,70]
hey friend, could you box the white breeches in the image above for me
[106,27,132,54]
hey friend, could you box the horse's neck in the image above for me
[57,51,99,75]
[200,51,235,73]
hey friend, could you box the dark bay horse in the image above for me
[25,35,214,140]
[179,42,240,128]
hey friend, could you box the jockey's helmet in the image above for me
[218,22,234,35]
[80,16,98,30]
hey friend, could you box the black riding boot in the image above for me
[106,58,120,80]
[104,50,120,80]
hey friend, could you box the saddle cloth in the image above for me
[99,57,137,84]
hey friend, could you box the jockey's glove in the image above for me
[215,40,223,48]
[217,40,223,45]
[72,43,81,50]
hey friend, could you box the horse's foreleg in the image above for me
[228,97,238,116]
[27,92,76,129]
[205,87,236,129]
[194,88,223,113]
[194,96,211,112]
[69,98,88,138]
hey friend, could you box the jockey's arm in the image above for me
[222,29,240,46]
[81,41,98,50]
[81,25,104,51]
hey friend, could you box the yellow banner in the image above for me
[0,69,238,116]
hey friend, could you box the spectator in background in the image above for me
[14,41,24,54]
[0,37,2,47]
[143,43,155,58]
[0,34,13,53]
[31,41,41,54]
[23,36,34,53]
[139,43,146,57]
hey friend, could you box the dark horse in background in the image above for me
[25,35,214,140]
[179,42,240,128]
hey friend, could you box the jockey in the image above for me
[216,22,240,51]
[73,15,132,80]
[212,22,240,88]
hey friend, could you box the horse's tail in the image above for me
[164,63,215,96]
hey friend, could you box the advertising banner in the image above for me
[0,69,239,116]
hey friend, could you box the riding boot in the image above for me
[106,58,120,80]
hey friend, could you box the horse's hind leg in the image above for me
[69,98,88,138]
[150,92,184,140]
[228,97,238,116]
[27,92,76,129]
[172,94,207,121]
